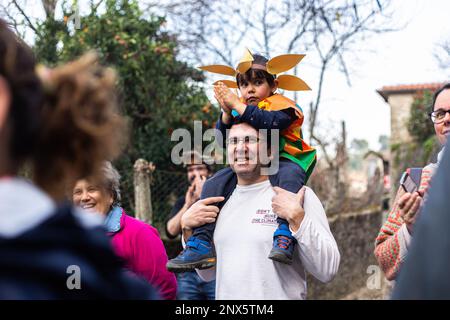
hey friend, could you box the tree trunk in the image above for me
[41,0,57,19]
[133,159,155,224]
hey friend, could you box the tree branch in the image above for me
[12,0,38,34]
[311,133,334,168]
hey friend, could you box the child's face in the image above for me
[239,77,276,106]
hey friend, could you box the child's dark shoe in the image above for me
[268,233,296,265]
[166,237,216,273]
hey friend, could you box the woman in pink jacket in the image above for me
[72,162,177,299]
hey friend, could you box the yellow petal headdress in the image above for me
[199,48,310,91]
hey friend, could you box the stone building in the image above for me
[376,82,445,198]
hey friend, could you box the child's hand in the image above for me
[216,94,233,124]
[214,89,232,115]
[214,82,241,110]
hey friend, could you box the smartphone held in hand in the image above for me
[400,172,418,193]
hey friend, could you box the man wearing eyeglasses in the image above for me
[375,83,450,282]
[175,121,340,299]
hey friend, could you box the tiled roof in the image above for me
[376,82,447,102]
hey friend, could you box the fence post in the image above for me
[133,159,155,224]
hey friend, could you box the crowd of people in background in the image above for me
[1,17,450,300]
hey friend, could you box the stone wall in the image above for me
[388,93,414,147]
[307,208,383,299]
[387,93,414,200]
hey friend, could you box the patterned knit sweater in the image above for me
[374,163,437,281]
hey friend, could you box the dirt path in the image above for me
[341,282,393,300]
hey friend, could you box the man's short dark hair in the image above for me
[430,83,450,114]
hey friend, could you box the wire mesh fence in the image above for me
[150,169,188,232]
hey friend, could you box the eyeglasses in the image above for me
[227,136,259,145]
[429,109,450,124]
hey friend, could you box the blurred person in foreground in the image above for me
[0,19,155,299]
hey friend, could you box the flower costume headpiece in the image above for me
[199,48,311,91]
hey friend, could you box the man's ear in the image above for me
[0,76,11,129]
[266,145,274,161]
[268,152,274,162]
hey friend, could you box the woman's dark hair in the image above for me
[236,54,276,89]
[0,19,42,165]
[0,19,126,200]
[430,82,450,114]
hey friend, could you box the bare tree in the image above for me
[0,0,56,37]
[42,0,58,18]
[140,0,401,214]
[145,0,398,168]
[435,39,450,75]
[0,1,33,36]
[3,0,399,170]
